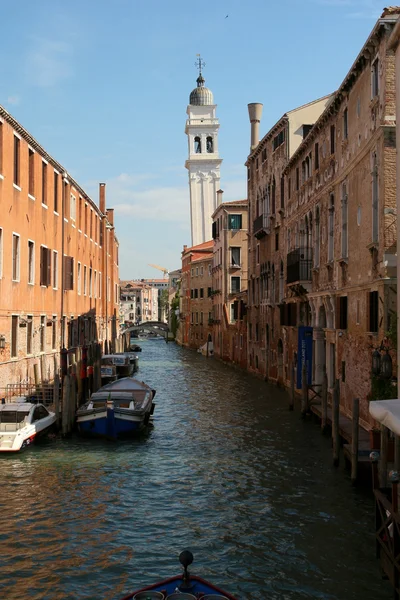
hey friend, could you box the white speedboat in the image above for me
[0,400,56,452]
[76,377,156,439]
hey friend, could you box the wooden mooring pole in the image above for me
[379,425,389,488]
[62,374,70,436]
[351,397,360,485]
[332,379,340,467]
[289,362,294,411]
[321,365,328,434]
[53,373,60,429]
[301,363,308,419]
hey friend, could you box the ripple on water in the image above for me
[0,343,390,599]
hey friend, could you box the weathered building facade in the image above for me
[0,106,119,388]
[246,7,398,429]
[246,97,332,381]
[211,196,248,368]
[176,241,213,349]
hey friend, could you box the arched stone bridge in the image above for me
[121,321,170,342]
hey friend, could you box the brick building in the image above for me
[176,241,213,349]
[0,105,119,388]
[246,97,331,379]
[211,195,248,368]
[246,7,399,428]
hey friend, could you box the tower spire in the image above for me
[195,54,206,86]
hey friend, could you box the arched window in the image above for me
[328,193,334,262]
[279,260,284,303]
[315,205,320,267]
[206,136,213,153]
[272,264,275,303]
[194,136,202,153]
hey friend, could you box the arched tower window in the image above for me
[194,136,202,154]
[206,136,213,153]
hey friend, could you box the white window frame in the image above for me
[12,232,20,282]
[98,271,102,299]
[28,239,35,285]
[83,265,87,296]
[94,270,97,298]
[77,262,81,295]
[70,193,77,222]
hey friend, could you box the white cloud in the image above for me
[26,37,73,87]
[7,95,20,106]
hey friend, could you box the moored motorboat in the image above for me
[76,377,156,439]
[120,551,237,600]
[102,354,134,379]
[0,400,56,452]
[114,352,139,372]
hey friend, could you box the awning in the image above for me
[369,400,400,436]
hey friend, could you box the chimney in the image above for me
[248,103,263,151]
[106,208,114,226]
[99,183,106,214]
[217,189,224,206]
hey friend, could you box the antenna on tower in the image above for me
[195,54,206,76]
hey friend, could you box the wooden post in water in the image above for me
[76,347,82,407]
[321,365,328,433]
[33,363,40,388]
[301,363,308,418]
[351,397,360,485]
[379,425,389,488]
[62,375,70,436]
[70,364,77,433]
[53,374,60,429]
[289,362,295,411]
[332,379,340,467]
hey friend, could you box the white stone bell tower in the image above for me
[185,57,222,246]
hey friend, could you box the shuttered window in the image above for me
[63,256,74,291]
[40,246,51,286]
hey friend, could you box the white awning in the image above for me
[369,400,400,435]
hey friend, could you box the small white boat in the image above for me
[101,354,134,381]
[0,400,56,452]
[76,377,156,439]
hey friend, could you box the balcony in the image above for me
[286,248,312,285]
[253,213,270,239]
[229,261,242,270]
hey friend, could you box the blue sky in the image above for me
[0,0,386,278]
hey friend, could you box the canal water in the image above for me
[0,342,390,600]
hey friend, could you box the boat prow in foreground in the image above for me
[0,400,56,452]
[121,551,238,600]
[76,377,156,440]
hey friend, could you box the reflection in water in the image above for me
[0,343,390,599]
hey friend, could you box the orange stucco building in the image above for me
[0,105,119,389]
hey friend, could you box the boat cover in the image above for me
[369,399,400,435]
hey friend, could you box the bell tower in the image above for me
[185,57,222,246]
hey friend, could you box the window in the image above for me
[328,194,334,262]
[11,315,18,358]
[338,296,348,329]
[200,312,203,324]
[52,250,58,289]
[12,234,20,281]
[13,136,20,186]
[29,149,35,196]
[341,183,348,259]
[54,172,59,213]
[52,316,57,350]
[280,176,285,210]
[89,267,92,297]
[40,315,45,352]
[94,271,97,298]
[208,287,211,297]
[330,125,335,154]
[40,246,51,286]
[228,214,242,230]
[98,272,102,299]
[200,288,204,298]
[369,291,379,333]
[63,256,74,291]
[77,262,81,295]
[196,267,199,276]
[206,136,213,153]
[70,194,76,221]
[343,108,348,140]
[194,136,201,153]
[194,288,198,298]
[314,143,319,170]
[372,153,379,243]
[296,167,299,190]
[83,266,87,295]
[315,206,320,268]
[85,204,88,234]
[28,240,34,284]
[288,177,291,199]
[231,277,240,293]
[196,312,199,324]
[372,57,379,98]
[27,316,33,354]
[275,232,279,252]
[273,129,285,151]
[63,180,68,218]
[231,301,238,322]
[42,162,47,205]
[231,247,240,266]
[90,211,93,239]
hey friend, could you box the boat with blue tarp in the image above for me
[76,377,155,439]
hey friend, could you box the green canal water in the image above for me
[0,341,391,599]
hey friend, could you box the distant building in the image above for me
[120,280,158,325]
[211,195,248,368]
[185,59,222,246]
[140,278,169,322]
[176,241,213,349]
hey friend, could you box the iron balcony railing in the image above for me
[286,248,312,284]
[253,213,270,238]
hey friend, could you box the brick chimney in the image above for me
[99,183,106,214]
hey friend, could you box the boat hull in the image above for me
[77,406,152,440]
[0,418,56,452]
[121,575,238,600]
